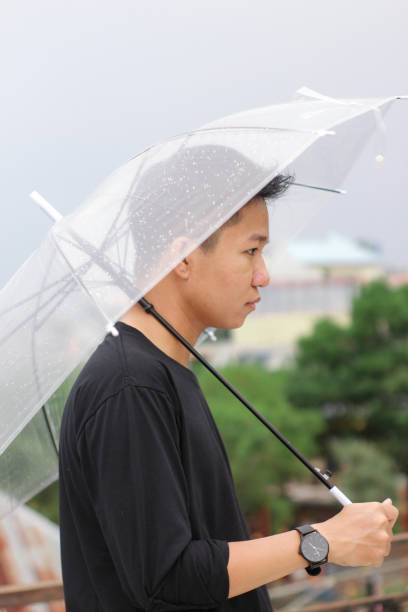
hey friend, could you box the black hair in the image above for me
[257,173,293,200]
[200,172,292,252]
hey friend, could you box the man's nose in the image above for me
[252,256,270,288]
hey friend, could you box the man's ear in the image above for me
[173,257,190,280]
[169,236,196,280]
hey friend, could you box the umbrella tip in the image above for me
[30,191,63,223]
[204,328,217,342]
[107,324,119,337]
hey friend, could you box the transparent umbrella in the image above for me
[0,87,405,518]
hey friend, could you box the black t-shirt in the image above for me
[59,322,273,611]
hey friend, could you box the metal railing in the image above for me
[281,591,408,611]
[2,534,408,609]
[0,580,64,607]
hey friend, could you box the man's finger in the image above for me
[382,498,399,526]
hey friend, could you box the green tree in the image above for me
[329,438,398,504]
[288,280,408,470]
[195,363,324,532]
[28,481,59,523]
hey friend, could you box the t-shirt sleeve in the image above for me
[76,384,230,611]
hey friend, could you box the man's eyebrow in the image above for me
[247,233,269,244]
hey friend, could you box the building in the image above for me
[0,503,64,611]
[204,233,386,368]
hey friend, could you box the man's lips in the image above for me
[245,297,260,309]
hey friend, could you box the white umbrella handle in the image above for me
[329,486,352,506]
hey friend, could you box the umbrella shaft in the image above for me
[138,298,331,491]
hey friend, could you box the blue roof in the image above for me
[288,233,382,267]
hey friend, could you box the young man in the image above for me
[59,172,398,611]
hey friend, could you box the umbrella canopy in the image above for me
[0,87,403,517]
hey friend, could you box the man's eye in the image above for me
[247,248,258,256]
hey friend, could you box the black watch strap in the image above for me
[305,565,322,576]
[295,524,316,537]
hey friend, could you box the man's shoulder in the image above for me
[74,326,176,403]
[67,322,198,421]
[60,326,185,447]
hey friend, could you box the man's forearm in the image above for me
[227,530,307,598]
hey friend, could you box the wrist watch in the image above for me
[295,524,329,576]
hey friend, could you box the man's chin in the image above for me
[223,314,251,330]
[205,310,252,332]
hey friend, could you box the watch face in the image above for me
[301,531,329,563]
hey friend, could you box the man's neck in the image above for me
[120,300,201,368]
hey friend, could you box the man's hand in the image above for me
[227,499,398,598]
[315,499,399,567]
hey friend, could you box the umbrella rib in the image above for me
[122,226,130,272]
[55,231,134,285]
[30,244,68,407]
[0,274,78,345]
[0,272,79,318]
[51,225,139,320]
[192,125,335,137]
[291,181,346,195]
[113,226,132,272]
[33,282,78,330]
[108,224,133,270]
[100,203,130,257]
[41,405,59,457]
[49,228,136,332]
[98,151,151,257]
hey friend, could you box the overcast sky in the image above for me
[1,0,407,287]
